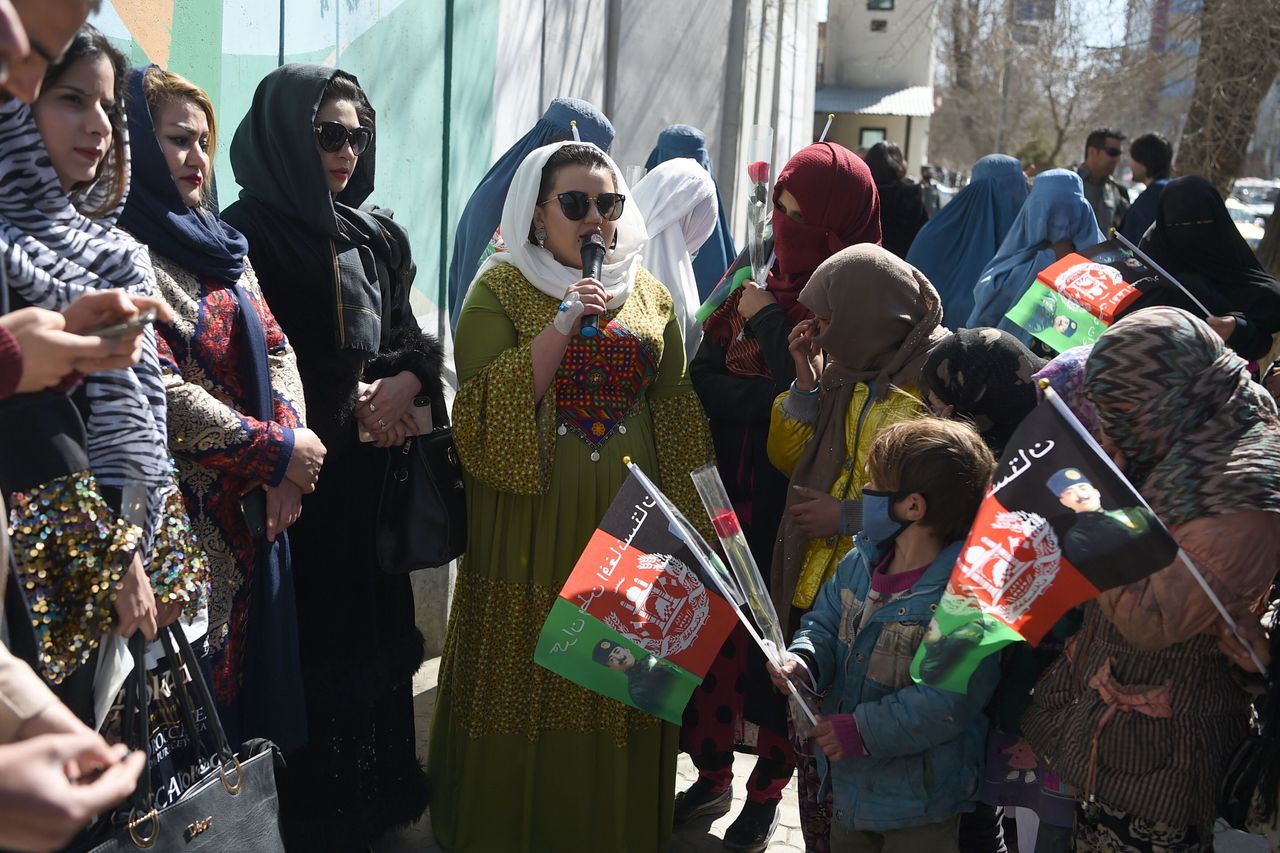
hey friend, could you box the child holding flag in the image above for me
[769,418,999,853]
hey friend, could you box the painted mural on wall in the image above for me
[91,0,497,321]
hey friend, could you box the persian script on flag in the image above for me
[1005,240,1170,353]
[533,473,738,724]
[909,393,1179,693]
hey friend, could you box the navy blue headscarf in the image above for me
[645,124,736,300]
[119,66,248,286]
[447,98,613,328]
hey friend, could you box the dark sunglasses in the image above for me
[1103,146,1123,157]
[538,191,625,222]
[314,121,373,155]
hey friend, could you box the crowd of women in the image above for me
[2,5,1280,853]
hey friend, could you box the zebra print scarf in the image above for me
[0,98,170,533]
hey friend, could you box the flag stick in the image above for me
[622,458,820,725]
[1041,385,1268,676]
[819,113,834,143]
[1111,230,1213,318]
[570,120,580,143]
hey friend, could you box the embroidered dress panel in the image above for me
[555,319,658,456]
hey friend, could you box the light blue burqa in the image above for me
[447,98,614,329]
[968,168,1104,342]
[644,125,736,300]
[906,154,1028,328]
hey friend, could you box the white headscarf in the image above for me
[632,160,718,364]
[470,140,648,308]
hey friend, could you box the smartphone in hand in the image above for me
[88,307,158,339]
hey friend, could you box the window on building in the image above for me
[870,19,888,32]
[860,128,887,149]
[867,0,895,9]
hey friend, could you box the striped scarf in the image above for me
[1084,306,1280,527]
[0,99,170,535]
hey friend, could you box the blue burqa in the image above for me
[968,169,1104,342]
[906,154,1028,328]
[644,125,736,299]
[447,98,614,329]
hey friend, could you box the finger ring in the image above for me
[378,418,387,429]
[368,402,377,413]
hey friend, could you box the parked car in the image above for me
[1231,178,1278,224]
[1226,196,1266,249]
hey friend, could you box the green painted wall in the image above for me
[96,0,498,318]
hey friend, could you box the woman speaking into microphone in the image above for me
[430,140,715,852]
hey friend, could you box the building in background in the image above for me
[92,0,819,337]
[814,0,936,171]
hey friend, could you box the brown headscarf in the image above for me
[772,244,948,614]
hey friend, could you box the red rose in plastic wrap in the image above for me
[746,160,770,184]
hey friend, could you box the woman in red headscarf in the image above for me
[680,142,881,853]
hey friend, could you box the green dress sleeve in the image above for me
[452,277,556,495]
[647,309,716,542]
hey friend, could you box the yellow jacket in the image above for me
[768,382,924,609]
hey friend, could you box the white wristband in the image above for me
[553,292,586,335]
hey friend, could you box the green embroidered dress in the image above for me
[429,262,714,852]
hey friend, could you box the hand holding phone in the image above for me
[87,307,157,339]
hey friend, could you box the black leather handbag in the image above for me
[86,628,286,852]
[374,393,466,573]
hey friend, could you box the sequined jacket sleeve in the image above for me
[152,255,298,488]
[647,299,717,543]
[452,271,556,495]
[0,494,58,743]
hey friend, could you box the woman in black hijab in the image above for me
[864,141,928,258]
[1134,175,1280,363]
[222,64,441,851]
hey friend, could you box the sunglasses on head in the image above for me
[538,191,626,222]
[314,121,373,155]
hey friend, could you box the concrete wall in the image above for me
[486,0,819,251]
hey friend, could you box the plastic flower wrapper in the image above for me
[689,463,818,734]
[744,125,774,289]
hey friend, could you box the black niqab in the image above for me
[1134,175,1280,361]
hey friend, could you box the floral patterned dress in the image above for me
[151,253,305,725]
[430,262,715,853]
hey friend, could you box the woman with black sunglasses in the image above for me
[430,140,714,852]
[222,64,443,852]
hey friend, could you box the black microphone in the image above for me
[579,234,606,337]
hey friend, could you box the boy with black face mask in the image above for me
[770,417,999,853]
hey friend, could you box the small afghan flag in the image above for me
[534,471,739,723]
[909,389,1180,693]
[1004,239,1175,353]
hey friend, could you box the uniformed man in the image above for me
[593,639,682,716]
[1048,468,1174,585]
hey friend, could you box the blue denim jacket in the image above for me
[790,534,999,833]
